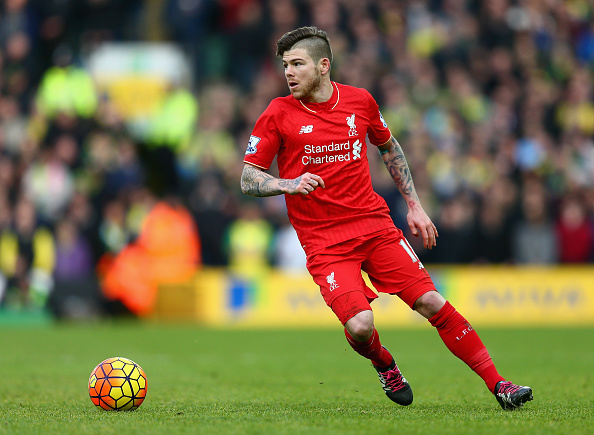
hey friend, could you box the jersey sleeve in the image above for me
[365,90,392,146]
[243,100,282,170]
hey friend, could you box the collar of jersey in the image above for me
[299,82,340,113]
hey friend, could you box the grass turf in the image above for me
[0,322,592,434]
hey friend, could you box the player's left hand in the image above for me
[407,203,438,249]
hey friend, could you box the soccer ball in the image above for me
[88,357,148,411]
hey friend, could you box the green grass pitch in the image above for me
[0,322,592,434]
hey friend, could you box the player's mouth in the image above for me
[288,81,299,90]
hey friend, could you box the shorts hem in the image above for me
[388,276,435,308]
[324,288,375,308]
[330,290,374,325]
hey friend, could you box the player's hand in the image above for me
[289,173,325,195]
[407,202,438,249]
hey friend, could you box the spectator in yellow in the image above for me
[147,85,198,149]
[144,85,198,195]
[226,202,274,281]
[556,68,594,136]
[0,198,55,309]
[35,46,98,119]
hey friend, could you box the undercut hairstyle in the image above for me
[276,26,333,65]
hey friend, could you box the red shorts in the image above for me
[306,227,435,324]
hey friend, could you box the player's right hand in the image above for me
[407,202,438,249]
[290,172,325,195]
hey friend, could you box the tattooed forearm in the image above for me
[379,136,420,204]
[241,164,289,197]
[279,178,300,191]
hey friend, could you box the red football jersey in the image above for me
[244,82,397,255]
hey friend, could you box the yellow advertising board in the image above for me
[154,266,594,327]
[193,269,338,327]
[87,43,192,122]
[105,75,167,118]
[437,266,594,326]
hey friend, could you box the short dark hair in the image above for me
[276,26,333,64]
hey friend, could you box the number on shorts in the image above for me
[399,238,419,263]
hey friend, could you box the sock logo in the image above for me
[326,271,339,291]
[455,323,474,341]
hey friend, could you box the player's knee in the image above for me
[413,290,446,319]
[345,310,374,341]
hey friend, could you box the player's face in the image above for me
[282,48,322,101]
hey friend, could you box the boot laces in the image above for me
[497,381,521,396]
[381,367,406,392]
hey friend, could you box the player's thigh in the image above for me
[362,229,435,308]
[307,250,373,308]
[331,290,373,326]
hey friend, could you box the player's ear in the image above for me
[319,58,331,75]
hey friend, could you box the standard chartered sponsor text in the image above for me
[302,141,352,165]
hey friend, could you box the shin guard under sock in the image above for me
[344,327,393,368]
[429,302,505,393]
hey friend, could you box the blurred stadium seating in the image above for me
[0,0,592,320]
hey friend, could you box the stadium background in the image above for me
[0,0,593,327]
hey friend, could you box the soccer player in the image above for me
[240,26,533,410]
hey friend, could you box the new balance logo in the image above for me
[352,139,362,159]
[299,125,314,134]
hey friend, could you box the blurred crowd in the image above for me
[1,0,593,312]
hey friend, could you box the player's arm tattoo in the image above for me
[378,136,420,204]
[241,164,298,197]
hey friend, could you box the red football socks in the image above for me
[429,302,505,393]
[344,326,393,368]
